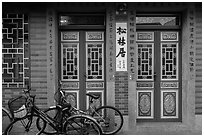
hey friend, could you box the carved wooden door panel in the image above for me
[136,31,181,121]
[60,31,105,110]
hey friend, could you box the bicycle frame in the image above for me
[32,104,66,133]
[71,105,105,121]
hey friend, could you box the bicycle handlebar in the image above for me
[59,90,65,98]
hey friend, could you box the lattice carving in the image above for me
[2,13,29,88]
[86,43,104,80]
[161,90,178,118]
[137,43,154,80]
[61,43,79,81]
[86,82,104,89]
[62,82,79,89]
[64,91,79,109]
[86,90,103,110]
[161,43,178,80]
[137,90,153,119]
[161,82,178,88]
[137,82,154,88]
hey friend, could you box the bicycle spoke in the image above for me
[67,118,84,134]
[5,115,45,135]
[37,107,60,135]
[64,115,102,135]
[20,119,28,129]
[92,106,124,135]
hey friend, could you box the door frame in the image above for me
[136,30,182,122]
[58,14,106,110]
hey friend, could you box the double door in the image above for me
[59,31,105,110]
[136,31,181,121]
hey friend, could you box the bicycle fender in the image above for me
[68,114,98,122]
[48,105,62,109]
[2,107,12,119]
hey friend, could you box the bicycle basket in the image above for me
[8,96,28,118]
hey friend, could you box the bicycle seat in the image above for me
[86,93,100,99]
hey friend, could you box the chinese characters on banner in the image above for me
[188,8,195,80]
[107,8,115,81]
[116,23,127,71]
[47,10,55,81]
[128,9,136,80]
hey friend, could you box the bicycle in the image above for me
[4,89,102,135]
[42,81,124,135]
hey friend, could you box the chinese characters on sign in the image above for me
[116,23,127,71]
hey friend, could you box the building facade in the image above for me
[2,2,202,134]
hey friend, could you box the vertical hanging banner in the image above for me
[116,22,127,71]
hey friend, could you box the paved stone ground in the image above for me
[118,115,202,135]
[2,115,202,135]
[118,129,202,135]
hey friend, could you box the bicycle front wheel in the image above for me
[92,106,124,135]
[4,114,46,135]
[2,108,12,134]
[63,115,102,135]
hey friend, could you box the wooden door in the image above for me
[136,31,181,121]
[60,31,105,110]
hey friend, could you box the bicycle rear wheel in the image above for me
[91,105,124,135]
[63,115,102,135]
[4,114,45,135]
[2,108,12,134]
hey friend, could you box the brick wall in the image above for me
[115,72,128,115]
[30,11,48,109]
[195,4,202,115]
